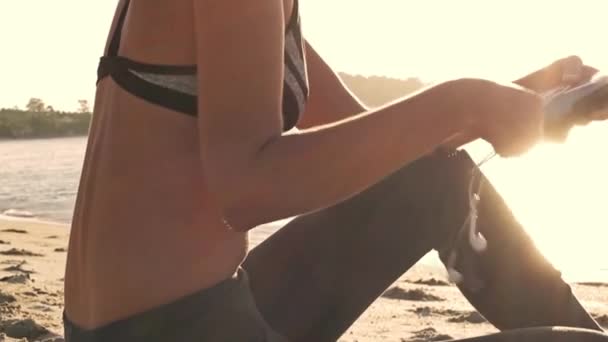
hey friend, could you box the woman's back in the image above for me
[63,0,307,328]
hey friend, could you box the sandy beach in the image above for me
[0,217,607,341]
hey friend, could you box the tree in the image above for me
[338,73,425,108]
[26,98,45,112]
[78,99,90,113]
[46,105,55,112]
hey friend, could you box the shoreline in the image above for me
[1,213,607,284]
[0,214,69,228]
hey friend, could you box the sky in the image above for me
[2,0,608,279]
[2,0,608,111]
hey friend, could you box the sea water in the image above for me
[1,136,607,282]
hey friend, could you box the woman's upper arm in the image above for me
[193,0,286,186]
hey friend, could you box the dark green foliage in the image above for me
[339,73,425,108]
[0,109,91,139]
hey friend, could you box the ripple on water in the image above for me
[0,137,86,223]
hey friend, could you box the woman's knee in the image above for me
[343,150,477,245]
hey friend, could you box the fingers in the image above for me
[517,56,599,93]
[589,109,608,121]
[559,55,599,88]
[534,55,582,89]
[580,65,600,82]
[560,56,583,84]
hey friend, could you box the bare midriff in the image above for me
[63,81,249,328]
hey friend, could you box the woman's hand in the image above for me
[514,55,599,93]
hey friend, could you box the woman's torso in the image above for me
[65,0,307,329]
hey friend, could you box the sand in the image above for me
[0,217,607,342]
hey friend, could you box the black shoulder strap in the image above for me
[285,0,300,33]
[107,0,131,57]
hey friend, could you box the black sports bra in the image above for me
[97,0,309,131]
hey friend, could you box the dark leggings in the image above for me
[242,150,605,342]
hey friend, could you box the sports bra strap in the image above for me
[107,0,131,57]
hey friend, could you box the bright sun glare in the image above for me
[468,125,608,282]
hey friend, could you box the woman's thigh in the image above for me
[242,152,462,342]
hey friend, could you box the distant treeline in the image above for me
[339,73,426,107]
[0,73,425,139]
[0,109,91,139]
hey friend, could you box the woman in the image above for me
[64,0,608,341]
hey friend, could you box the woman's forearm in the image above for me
[223,80,475,230]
